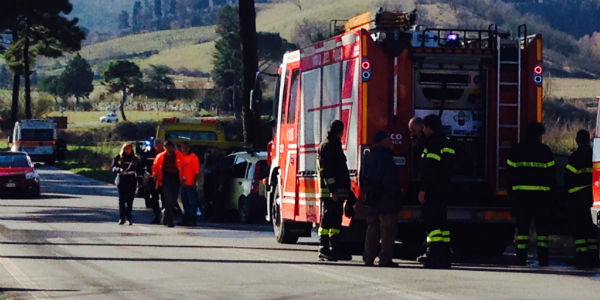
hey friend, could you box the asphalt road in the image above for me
[0,167,598,300]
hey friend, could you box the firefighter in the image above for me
[416,114,454,269]
[506,122,555,266]
[317,120,355,261]
[565,129,599,267]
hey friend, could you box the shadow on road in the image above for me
[0,287,79,292]
[0,207,119,224]
[38,167,117,197]
[0,254,598,277]
[0,241,316,253]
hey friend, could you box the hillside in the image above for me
[35,0,600,92]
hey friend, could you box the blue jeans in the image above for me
[181,185,199,224]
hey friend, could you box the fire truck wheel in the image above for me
[272,183,298,244]
[238,196,250,224]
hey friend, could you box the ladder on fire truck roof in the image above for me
[495,26,524,195]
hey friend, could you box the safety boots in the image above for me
[318,235,336,261]
[418,244,450,269]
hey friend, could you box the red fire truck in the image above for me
[265,10,544,256]
[591,96,600,228]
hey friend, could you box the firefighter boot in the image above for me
[418,244,439,268]
[330,235,352,261]
[538,246,549,267]
[516,248,528,266]
[318,235,336,261]
[586,247,600,268]
[438,243,451,269]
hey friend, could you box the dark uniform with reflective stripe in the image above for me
[565,144,598,265]
[418,134,455,268]
[317,136,351,261]
[507,139,555,266]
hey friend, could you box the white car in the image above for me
[99,113,119,123]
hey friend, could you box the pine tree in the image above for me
[132,1,142,33]
[61,53,94,106]
[118,10,130,30]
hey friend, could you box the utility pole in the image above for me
[239,0,259,147]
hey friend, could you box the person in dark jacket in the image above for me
[360,131,402,267]
[317,120,355,261]
[140,138,164,224]
[506,122,555,266]
[565,129,599,267]
[112,143,139,225]
[416,114,455,269]
[408,116,426,204]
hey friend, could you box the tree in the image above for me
[118,10,130,30]
[38,75,67,109]
[144,65,174,98]
[132,1,143,33]
[1,0,85,120]
[154,0,163,18]
[61,53,94,106]
[256,32,295,71]
[239,0,259,146]
[102,60,143,121]
[212,5,242,113]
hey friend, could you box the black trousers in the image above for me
[117,175,137,221]
[320,197,343,234]
[144,178,162,220]
[422,192,450,250]
[162,174,180,226]
[513,192,550,253]
[570,201,597,253]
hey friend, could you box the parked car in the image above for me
[99,112,119,123]
[221,151,269,223]
[0,152,40,198]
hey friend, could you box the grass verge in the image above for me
[59,144,119,184]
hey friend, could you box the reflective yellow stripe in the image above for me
[566,164,592,174]
[325,178,336,184]
[512,185,550,191]
[517,235,529,240]
[517,244,527,249]
[441,230,450,236]
[537,242,548,247]
[589,245,598,250]
[568,184,591,194]
[506,159,555,168]
[537,236,548,241]
[588,238,598,243]
[575,239,587,245]
[576,247,589,252]
[428,229,442,238]
[319,227,329,236]
[328,228,340,236]
[441,237,450,243]
[425,153,441,161]
[427,236,443,243]
[441,147,455,155]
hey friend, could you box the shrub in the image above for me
[113,121,157,141]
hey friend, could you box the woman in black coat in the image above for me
[112,143,139,225]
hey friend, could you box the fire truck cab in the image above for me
[266,10,544,255]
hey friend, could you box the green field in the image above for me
[545,77,600,100]
[47,110,199,124]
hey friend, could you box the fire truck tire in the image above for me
[272,183,298,244]
[238,196,250,224]
[451,224,514,258]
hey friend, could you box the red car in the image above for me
[0,152,40,198]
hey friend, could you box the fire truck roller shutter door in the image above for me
[300,68,322,173]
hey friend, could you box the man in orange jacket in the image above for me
[152,140,184,227]
[180,141,200,226]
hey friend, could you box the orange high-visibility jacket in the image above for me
[180,152,200,186]
[152,150,184,189]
